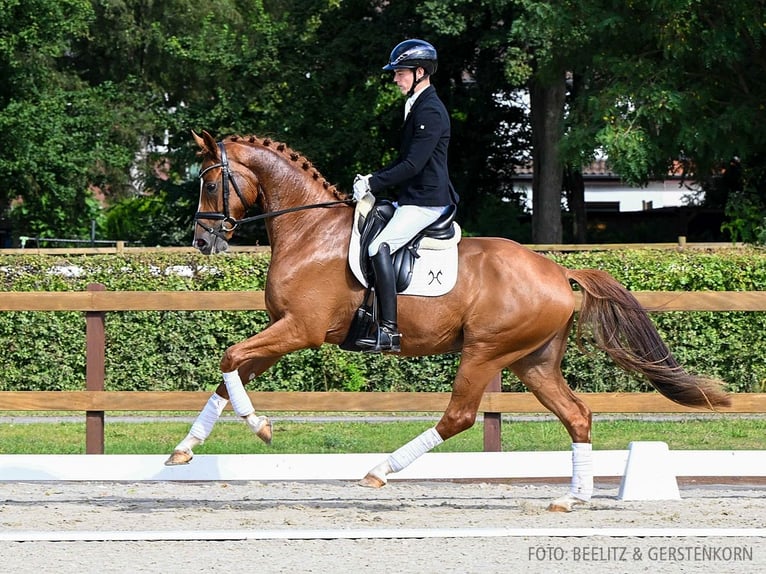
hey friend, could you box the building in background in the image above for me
[511,159,727,242]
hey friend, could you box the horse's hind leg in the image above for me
[510,337,593,512]
[165,356,278,466]
[360,354,499,487]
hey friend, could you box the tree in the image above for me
[290,0,529,240]
[0,0,150,239]
[0,84,144,239]
[425,0,597,243]
[0,0,93,238]
[562,1,766,242]
[8,1,766,246]
[0,0,531,244]
[192,0,531,240]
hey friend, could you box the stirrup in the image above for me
[356,325,401,353]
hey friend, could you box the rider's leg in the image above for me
[356,242,400,352]
[358,205,446,352]
[367,204,448,257]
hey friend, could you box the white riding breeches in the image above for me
[368,204,448,256]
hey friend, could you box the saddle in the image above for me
[340,197,461,352]
[357,200,457,292]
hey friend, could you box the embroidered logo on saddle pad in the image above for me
[347,194,461,297]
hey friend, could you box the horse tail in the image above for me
[565,268,731,410]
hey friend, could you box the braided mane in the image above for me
[228,135,345,201]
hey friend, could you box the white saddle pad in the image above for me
[347,194,460,297]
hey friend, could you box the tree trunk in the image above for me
[529,74,566,244]
[564,166,587,243]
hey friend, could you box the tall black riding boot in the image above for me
[356,243,401,353]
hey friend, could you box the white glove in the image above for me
[352,174,372,202]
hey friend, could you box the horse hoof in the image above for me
[252,416,273,445]
[358,473,386,488]
[164,450,193,466]
[547,494,589,512]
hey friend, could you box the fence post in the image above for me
[85,283,106,454]
[482,372,502,451]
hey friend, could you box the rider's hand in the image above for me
[352,174,371,202]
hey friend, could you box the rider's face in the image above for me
[393,68,419,95]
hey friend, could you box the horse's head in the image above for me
[192,130,261,254]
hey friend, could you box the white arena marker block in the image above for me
[617,441,680,501]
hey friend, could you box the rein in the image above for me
[195,141,352,237]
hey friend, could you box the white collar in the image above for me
[404,86,426,119]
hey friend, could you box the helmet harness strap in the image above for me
[407,67,427,98]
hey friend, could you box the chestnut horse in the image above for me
[167,130,729,512]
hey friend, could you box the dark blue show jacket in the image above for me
[369,85,459,207]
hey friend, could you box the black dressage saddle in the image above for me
[356,200,457,293]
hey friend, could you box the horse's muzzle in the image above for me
[194,234,229,255]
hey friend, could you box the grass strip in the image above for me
[1,418,764,455]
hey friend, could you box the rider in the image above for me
[353,38,459,353]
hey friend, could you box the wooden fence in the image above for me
[1,284,766,454]
[0,237,748,255]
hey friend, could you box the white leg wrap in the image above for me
[189,393,228,441]
[223,370,255,417]
[388,427,444,473]
[173,393,228,453]
[570,442,594,501]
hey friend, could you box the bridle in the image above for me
[194,141,352,238]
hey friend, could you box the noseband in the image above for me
[194,141,352,238]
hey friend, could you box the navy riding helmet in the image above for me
[383,39,438,76]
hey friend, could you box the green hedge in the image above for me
[1,249,764,394]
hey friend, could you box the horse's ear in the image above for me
[191,130,219,159]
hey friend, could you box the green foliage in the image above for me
[595,124,656,187]
[561,0,766,244]
[3,0,541,246]
[0,0,94,95]
[721,191,766,245]
[104,189,195,246]
[0,2,156,240]
[2,417,764,454]
[0,249,764,395]
[5,0,766,246]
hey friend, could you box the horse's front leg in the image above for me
[165,317,325,466]
[360,359,494,487]
[165,356,278,465]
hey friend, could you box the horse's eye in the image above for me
[205,182,217,194]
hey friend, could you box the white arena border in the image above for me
[2,527,765,542]
[1,449,765,482]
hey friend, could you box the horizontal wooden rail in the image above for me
[2,290,766,312]
[0,245,273,255]
[1,391,764,414]
[632,291,766,311]
[0,290,267,311]
[0,239,747,255]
